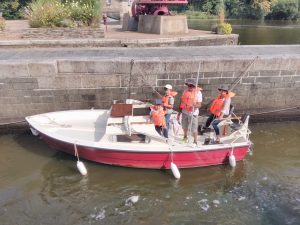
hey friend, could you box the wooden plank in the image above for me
[111,104,133,117]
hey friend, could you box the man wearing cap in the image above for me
[161,84,177,138]
[204,84,232,143]
[177,79,202,144]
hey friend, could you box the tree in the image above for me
[267,0,299,20]
[0,0,31,19]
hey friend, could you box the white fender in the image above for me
[30,127,39,136]
[77,161,87,175]
[171,162,181,179]
[229,154,236,167]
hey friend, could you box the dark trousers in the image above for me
[205,114,221,135]
[164,113,171,138]
[155,126,168,138]
[205,114,216,128]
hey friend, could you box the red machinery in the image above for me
[131,0,188,19]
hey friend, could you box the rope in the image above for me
[250,106,300,116]
[74,143,80,161]
[0,120,26,126]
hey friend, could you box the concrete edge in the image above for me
[0,34,239,48]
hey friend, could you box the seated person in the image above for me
[205,84,231,143]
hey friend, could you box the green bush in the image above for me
[66,0,100,27]
[212,22,233,35]
[0,17,6,31]
[183,10,217,19]
[25,0,101,28]
[25,0,67,28]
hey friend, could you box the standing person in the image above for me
[150,99,168,138]
[204,84,231,143]
[102,13,107,31]
[177,79,202,145]
[161,84,177,138]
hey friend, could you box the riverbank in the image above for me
[0,20,238,48]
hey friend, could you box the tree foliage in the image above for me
[267,0,299,19]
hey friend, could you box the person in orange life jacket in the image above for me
[150,99,168,138]
[177,79,202,144]
[161,84,178,138]
[204,84,231,143]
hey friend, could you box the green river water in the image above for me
[188,19,300,45]
[0,122,299,225]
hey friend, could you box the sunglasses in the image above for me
[187,84,195,88]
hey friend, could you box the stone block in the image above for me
[86,60,131,74]
[81,75,120,88]
[133,61,165,75]
[37,77,54,89]
[252,58,283,71]
[165,60,199,74]
[28,62,57,77]
[203,72,221,78]
[157,80,176,87]
[208,78,236,85]
[138,15,188,34]
[256,77,283,83]
[122,14,138,31]
[247,71,260,77]
[0,64,29,78]
[157,74,169,79]
[259,70,280,77]
[241,77,256,84]
[57,60,88,73]
[54,77,68,89]
[216,59,251,72]
[280,70,296,76]
[12,81,38,90]
[222,72,235,78]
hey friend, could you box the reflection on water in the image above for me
[188,19,300,45]
[0,122,300,225]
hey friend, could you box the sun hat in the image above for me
[164,84,172,90]
[184,78,197,87]
[218,84,230,92]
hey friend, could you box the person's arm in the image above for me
[219,98,231,119]
[193,91,202,108]
[163,97,174,109]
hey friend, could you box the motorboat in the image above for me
[26,99,252,170]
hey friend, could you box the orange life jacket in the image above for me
[151,109,166,127]
[161,91,178,109]
[210,94,229,117]
[180,88,200,112]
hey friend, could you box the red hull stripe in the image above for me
[40,133,249,169]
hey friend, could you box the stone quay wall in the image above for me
[0,56,300,122]
[21,28,105,39]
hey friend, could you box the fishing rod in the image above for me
[130,59,162,98]
[187,61,201,143]
[203,56,258,110]
[229,56,259,91]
